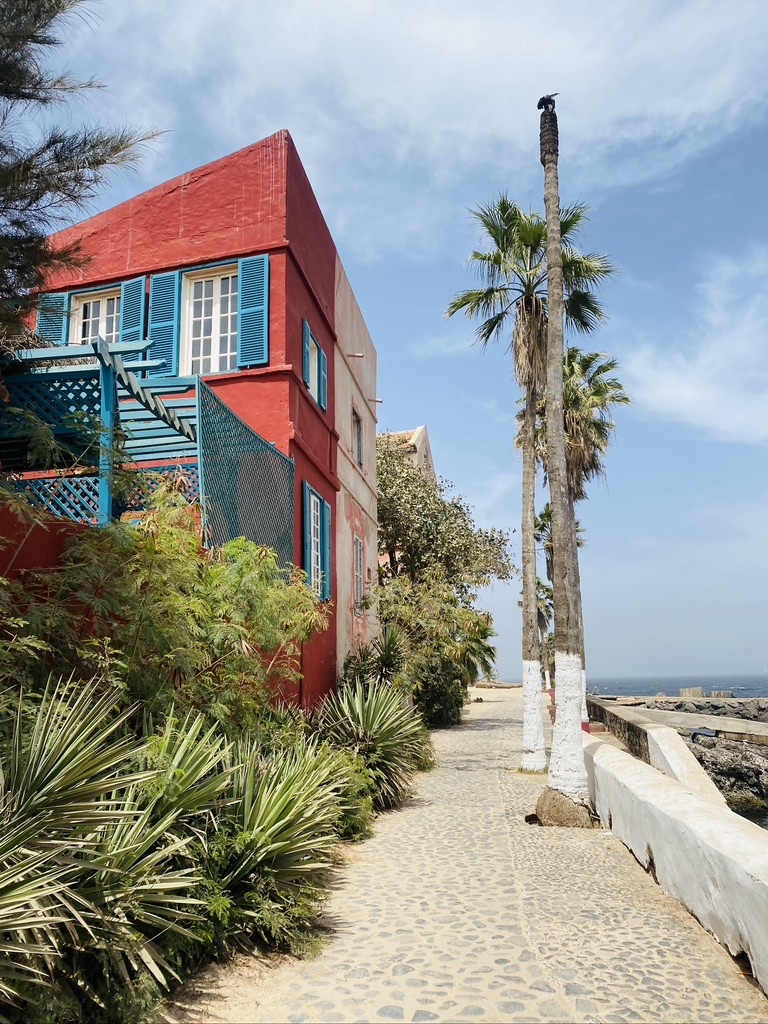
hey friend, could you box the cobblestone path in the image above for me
[170,688,768,1023]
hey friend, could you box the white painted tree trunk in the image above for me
[581,667,589,723]
[544,668,551,688]
[548,652,590,801]
[521,659,547,771]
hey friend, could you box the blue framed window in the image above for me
[147,254,270,379]
[35,277,146,348]
[303,481,332,601]
[302,320,328,411]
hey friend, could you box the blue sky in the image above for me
[56,0,768,681]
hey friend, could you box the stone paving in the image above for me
[169,688,768,1024]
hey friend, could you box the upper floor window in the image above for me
[35,255,268,380]
[72,289,122,347]
[146,254,269,378]
[36,277,146,350]
[302,320,328,411]
[181,267,238,375]
[352,409,363,467]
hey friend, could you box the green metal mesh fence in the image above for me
[197,380,295,565]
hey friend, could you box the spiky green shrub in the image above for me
[316,683,431,810]
[0,681,205,1022]
[193,734,348,954]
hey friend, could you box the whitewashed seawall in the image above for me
[584,733,768,993]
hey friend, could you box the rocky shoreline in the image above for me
[613,697,768,815]
[616,696,768,722]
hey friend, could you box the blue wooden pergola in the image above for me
[1,338,296,565]
[4,338,197,525]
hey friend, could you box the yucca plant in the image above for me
[221,736,345,890]
[316,683,430,809]
[0,682,215,1018]
[195,735,347,952]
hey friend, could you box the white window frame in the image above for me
[180,264,239,376]
[70,288,122,348]
[353,534,365,613]
[309,491,323,597]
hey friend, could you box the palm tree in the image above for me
[561,347,631,714]
[538,94,592,821]
[448,196,612,774]
[452,611,498,686]
[563,348,631,502]
[447,199,547,770]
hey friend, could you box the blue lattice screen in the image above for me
[7,371,101,426]
[15,475,100,524]
[121,462,201,512]
[197,381,294,565]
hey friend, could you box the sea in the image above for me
[496,673,768,698]
[586,674,768,700]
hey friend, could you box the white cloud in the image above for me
[60,0,768,260]
[408,335,475,360]
[623,247,768,444]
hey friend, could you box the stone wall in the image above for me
[583,733,768,994]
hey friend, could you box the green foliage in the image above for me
[2,484,328,730]
[316,683,431,810]
[341,624,407,690]
[0,680,200,1022]
[377,572,497,727]
[412,665,466,729]
[376,436,513,598]
[374,436,505,728]
[332,750,375,841]
[0,681,399,1021]
[0,0,157,337]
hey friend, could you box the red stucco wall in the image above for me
[44,133,292,289]
[0,506,87,578]
[32,130,349,706]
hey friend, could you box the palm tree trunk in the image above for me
[569,492,589,723]
[538,101,590,810]
[521,390,546,771]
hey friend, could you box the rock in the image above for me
[680,687,705,698]
[535,787,596,829]
[685,736,768,814]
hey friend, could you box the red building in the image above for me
[33,130,379,706]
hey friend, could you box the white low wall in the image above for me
[584,733,768,993]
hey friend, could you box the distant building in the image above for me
[379,425,436,482]
[22,130,378,705]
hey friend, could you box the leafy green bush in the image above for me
[412,660,466,727]
[316,683,430,809]
[332,750,376,841]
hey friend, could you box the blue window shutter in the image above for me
[36,293,70,345]
[303,481,312,585]
[147,272,179,377]
[302,320,311,385]
[119,276,147,345]
[322,498,332,601]
[237,254,269,367]
[319,346,328,411]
